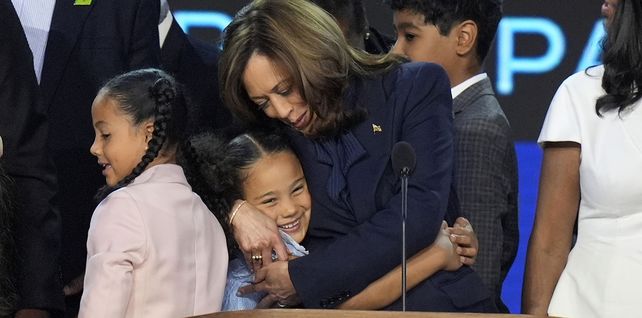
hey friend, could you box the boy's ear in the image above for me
[455,20,478,57]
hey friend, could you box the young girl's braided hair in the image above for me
[179,128,295,255]
[95,68,187,201]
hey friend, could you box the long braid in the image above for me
[179,135,239,255]
[95,72,177,202]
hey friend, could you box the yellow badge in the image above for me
[74,0,92,5]
[372,124,382,133]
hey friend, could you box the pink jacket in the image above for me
[79,164,227,318]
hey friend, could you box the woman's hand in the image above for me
[256,293,301,309]
[230,200,289,271]
[238,260,299,306]
[447,217,478,266]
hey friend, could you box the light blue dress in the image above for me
[221,231,308,311]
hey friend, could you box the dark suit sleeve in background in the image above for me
[0,2,64,312]
[128,0,161,69]
[160,20,232,133]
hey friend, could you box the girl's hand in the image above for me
[447,217,478,266]
[230,200,289,271]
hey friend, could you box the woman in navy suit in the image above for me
[219,0,495,312]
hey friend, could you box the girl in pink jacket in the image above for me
[79,69,227,318]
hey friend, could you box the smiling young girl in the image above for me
[79,69,228,318]
[184,130,464,311]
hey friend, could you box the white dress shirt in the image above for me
[451,73,488,99]
[11,0,56,83]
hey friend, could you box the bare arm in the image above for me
[522,142,580,315]
[247,220,478,309]
[339,221,460,309]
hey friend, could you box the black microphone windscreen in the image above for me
[391,141,416,177]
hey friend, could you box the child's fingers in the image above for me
[456,246,478,258]
[449,232,472,246]
[448,226,472,236]
[454,217,474,231]
[460,256,475,266]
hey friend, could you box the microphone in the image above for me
[392,141,416,178]
[391,141,416,312]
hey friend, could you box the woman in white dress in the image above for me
[522,0,642,317]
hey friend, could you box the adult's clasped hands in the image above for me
[230,200,298,307]
[238,260,300,308]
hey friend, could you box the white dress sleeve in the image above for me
[79,190,147,318]
[538,78,583,145]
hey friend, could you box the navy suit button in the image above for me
[335,290,351,302]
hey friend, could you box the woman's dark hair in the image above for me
[0,164,16,317]
[219,0,404,138]
[179,129,295,254]
[95,68,188,201]
[596,0,642,115]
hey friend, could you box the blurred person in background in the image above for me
[1,2,62,317]
[159,0,232,133]
[311,0,394,54]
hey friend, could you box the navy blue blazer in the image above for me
[287,62,494,312]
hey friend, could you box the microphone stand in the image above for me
[392,141,416,312]
[401,166,410,312]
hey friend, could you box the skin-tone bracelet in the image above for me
[229,200,247,226]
